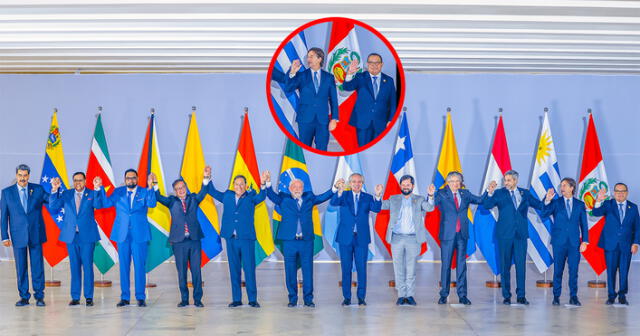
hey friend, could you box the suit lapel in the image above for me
[26,184,35,213]
[363,72,375,99]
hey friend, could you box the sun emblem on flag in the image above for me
[579,177,609,212]
[47,125,61,149]
[535,130,552,165]
[328,47,361,90]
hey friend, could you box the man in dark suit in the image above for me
[155,173,209,308]
[426,171,486,305]
[263,170,336,307]
[484,170,554,305]
[330,173,383,306]
[592,183,640,305]
[95,169,157,307]
[541,177,589,306]
[284,47,339,150]
[1,164,49,307]
[49,172,104,306]
[343,53,397,147]
[205,166,266,308]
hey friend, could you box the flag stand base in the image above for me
[588,280,606,288]
[388,280,395,287]
[241,281,245,288]
[438,281,457,288]
[94,280,112,287]
[45,280,61,287]
[536,280,553,288]
[187,281,204,288]
[485,280,501,288]
[145,283,157,288]
[338,281,358,287]
[298,280,303,288]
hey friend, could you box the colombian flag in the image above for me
[180,113,222,266]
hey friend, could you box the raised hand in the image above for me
[375,184,384,197]
[427,184,436,196]
[347,58,359,75]
[50,177,61,192]
[545,188,555,202]
[290,59,302,75]
[148,173,157,187]
[596,188,607,202]
[488,180,498,193]
[334,178,345,191]
[262,170,271,183]
[204,165,212,179]
[93,176,102,190]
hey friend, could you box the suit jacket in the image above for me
[98,186,157,243]
[156,187,208,243]
[266,187,334,241]
[207,182,267,240]
[591,199,640,251]
[342,71,396,130]
[541,197,589,247]
[329,190,381,245]
[483,187,545,240]
[1,183,49,248]
[426,186,486,241]
[284,68,339,125]
[49,188,103,244]
[381,194,430,244]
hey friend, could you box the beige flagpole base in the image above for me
[338,281,358,287]
[297,280,303,288]
[94,280,112,287]
[241,281,246,287]
[588,280,606,288]
[145,282,157,288]
[388,280,395,287]
[45,280,61,287]
[438,281,457,288]
[485,280,501,288]
[536,280,553,288]
[187,281,204,288]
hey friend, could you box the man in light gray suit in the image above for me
[382,175,430,306]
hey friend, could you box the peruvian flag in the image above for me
[578,113,608,275]
[325,19,360,152]
[374,112,427,256]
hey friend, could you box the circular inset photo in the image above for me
[267,17,405,156]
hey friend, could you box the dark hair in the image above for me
[72,172,86,180]
[233,175,247,184]
[561,177,577,195]
[614,183,628,191]
[367,53,383,63]
[124,169,138,177]
[308,47,325,67]
[15,164,30,174]
[172,178,186,189]
[399,175,414,185]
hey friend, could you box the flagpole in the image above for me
[45,263,61,287]
[388,106,408,289]
[535,107,554,289]
[485,107,502,289]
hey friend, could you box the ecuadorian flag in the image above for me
[180,112,222,266]
[272,139,323,257]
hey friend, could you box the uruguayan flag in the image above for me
[526,112,560,273]
[270,31,308,138]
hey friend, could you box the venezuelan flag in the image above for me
[180,113,221,266]
[272,139,323,257]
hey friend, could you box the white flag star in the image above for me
[42,176,49,183]
[60,208,65,214]
[56,215,63,222]
[395,136,406,154]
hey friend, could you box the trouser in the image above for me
[439,232,468,298]
[225,237,257,302]
[173,238,203,302]
[118,232,148,301]
[604,244,632,300]
[498,237,527,300]
[13,243,44,300]
[338,235,368,300]
[68,233,96,300]
[552,243,580,298]
[298,122,329,151]
[282,239,314,304]
[390,233,421,298]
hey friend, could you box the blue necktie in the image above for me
[127,191,133,210]
[313,71,319,93]
[619,203,625,222]
[372,76,379,98]
[20,187,27,212]
[510,190,517,208]
[296,198,303,236]
[353,193,359,233]
[566,198,571,218]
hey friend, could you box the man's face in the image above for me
[504,174,517,190]
[613,185,628,203]
[400,179,413,196]
[447,176,462,193]
[289,180,304,199]
[560,180,573,198]
[233,177,247,197]
[349,175,363,193]
[174,181,187,199]
[307,50,322,70]
[73,174,86,192]
[125,172,138,189]
[16,169,29,187]
[367,55,383,76]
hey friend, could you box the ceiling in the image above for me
[1,0,639,74]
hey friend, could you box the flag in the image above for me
[526,112,559,273]
[137,113,173,272]
[323,154,375,262]
[374,112,426,256]
[577,113,609,275]
[39,111,69,267]
[272,139,324,257]
[180,113,222,266]
[326,19,361,151]
[472,115,512,275]
[425,112,476,269]
[86,114,118,274]
[271,31,308,138]
[229,112,274,265]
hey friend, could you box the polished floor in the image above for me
[0,260,637,336]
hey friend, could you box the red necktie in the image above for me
[181,199,189,236]
[454,192,461,232]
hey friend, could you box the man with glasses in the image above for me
[592,183,640,305]
[344,53,397,147]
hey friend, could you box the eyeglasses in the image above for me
[367,61,382,65]
[614,189,628,193]
[125,177,137,180]
[73,179,85,183]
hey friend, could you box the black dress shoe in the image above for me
[552,297,560,306]
[137,300,147,307]
[605,298,615,305]
[459,297,472,305]
[438,296,447,305]
[358,298,366,306]
[287,302,297,308]
[177,301,189,307]
[341,299,351,306]
[69,299,80,306]
[15,299,29,307]
[304,301,315,308]
[503,298,511,305]
[36,299,46,307]
[116,299,129,307]
[86,298,94,306]
[405,297,417,306]
[228,301,242,308]
[619,296,629,305]
[396,297,405,305]
[194,301,204,307]
[249,301,260,308]
[516,297,530,305]
[569,297,581,306]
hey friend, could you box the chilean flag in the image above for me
[374,112,427,256]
